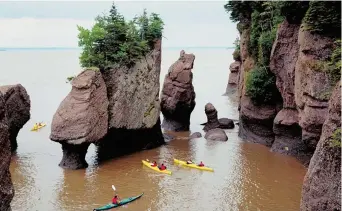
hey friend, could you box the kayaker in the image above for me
[158,163,167,170]
[198,161,205,167]
[151,161,157,167]
[186,160,193,164]
[112,195,120,205]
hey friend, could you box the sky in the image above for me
[0,1,238,48]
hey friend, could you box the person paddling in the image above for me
[151,161,157,167]
[112,194,121,205]
[186,160,193,164]
[198,161,205,167]
[158,163,167,170]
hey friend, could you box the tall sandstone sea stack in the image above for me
[0,93,14,211]
[160,50,196,131]
[98,39,164,158]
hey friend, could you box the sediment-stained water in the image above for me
[1,48,306,211]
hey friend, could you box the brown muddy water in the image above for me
[1,48,306,211]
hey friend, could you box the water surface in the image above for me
[0,48,307,211]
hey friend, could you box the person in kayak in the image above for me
[186,160,193,164]
[198,161,205,167]
[151,161,157,167]
[158,163,167,170]
[112,194,121,205]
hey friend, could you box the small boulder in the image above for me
[190,132,202,139]
[204,128,228,141]
[218,118,234,129]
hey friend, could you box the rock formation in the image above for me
[228,61,241,85]
[0,84,30,151]
[190,132,202,139]
[269,20,312,164]
[203,103,234,132]
[204,128,228,141]
[50,69,109,169]
[160,50,196,131]
[294,28,334,152]
[97,39,164,159]
[0,93,14,211]
[301,82,341,211]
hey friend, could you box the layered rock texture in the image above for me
[0,84,30,151]
[160,50,196,131]
[98,40,164,159]
[50,69,109,169]
[202,103,234,132]
[234,17,339,165]
[0,93,14,211]
[301,82,341,211]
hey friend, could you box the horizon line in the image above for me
[0,46,234,51]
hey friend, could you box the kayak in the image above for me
[31,123,46,131]
[141,160,172,175]
[173,158,214,172]
[93,193,144,211]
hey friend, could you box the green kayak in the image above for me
[93,193,144,211]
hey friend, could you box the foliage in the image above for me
[77,3,164,69]
[257,27,277,66]
[330,128,341,148]
[303,1,341,38]
[223,1,255,22]
[278,1,310,24]
[245,66,281,105]
[233,37,241,61]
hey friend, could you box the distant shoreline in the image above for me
[0,46,234,51]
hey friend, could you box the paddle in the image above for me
[112,185,116,192]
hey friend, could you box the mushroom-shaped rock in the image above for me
[0,93,14,211]
[0,84,30,152]
[160,50,196,131]
[190,132,202,139]
[204,128,228,141]
[50,70,109,169]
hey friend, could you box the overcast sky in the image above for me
[0,1,238,48]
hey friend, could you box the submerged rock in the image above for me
[301,82,341,211]
[97,39,164,159]
[0,84,30,152]
[160,50,196,131]
[0,93,14,211]
[203,103,234,131]
[50,69,109,169]
[204,128,228,141]
[190,132,202,139]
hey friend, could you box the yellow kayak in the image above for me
[31,123,46,131]
[173,158,214,172]
[141,160,172,175]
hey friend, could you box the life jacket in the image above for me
[112,197,118,204]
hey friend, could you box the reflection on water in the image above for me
[4,49,307,211]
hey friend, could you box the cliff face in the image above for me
[269,20,312,164]
[98,39,164,159]
[301,82,341,211]
[233,18,338,165]
[236,20,277,147]
[0,93,14,211]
